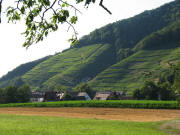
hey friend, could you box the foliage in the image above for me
[61,93,73,101]
[172,63,180,103]
[0,115,168,135]
[5,85,19,103]
[107,93,121,100]
[5,0,99,47]
[133,81,176,100]
[77,0,180,50]
[135,19,180,50]
[0,100,179,109]
[0,85,31,104]
[10,77,25,87]
[74,83,95,98]
[55,84,68,91]
[0,88,7,104]
[17,84,31,103]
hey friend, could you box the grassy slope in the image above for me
[90,45,180,91]
[0,56,50,88]
[0,115,168,135]
[22,44,116,90]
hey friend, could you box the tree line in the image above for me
[0,84,31,104]
[133,63,180,101]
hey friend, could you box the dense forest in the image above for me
[0,0,180,96]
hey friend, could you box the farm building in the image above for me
[93,91,127,100]
[30,92,45,102]
[64,92,92,100]
[44,91,62,101]
[93,92,112,100]
[76,92,91,100]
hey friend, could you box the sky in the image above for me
[0,0,174,77]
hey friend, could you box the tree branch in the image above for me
[99,0,112,15]
[0,0,3,23]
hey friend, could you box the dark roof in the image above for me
[67,92,79,97]
[31,92,44,98]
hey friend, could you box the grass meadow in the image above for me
[0,115,168,135]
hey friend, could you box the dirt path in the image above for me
[0,107,180,122]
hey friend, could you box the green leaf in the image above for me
[70,16,78,24]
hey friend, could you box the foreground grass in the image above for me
[0,100,179,109]
[0,115,168,135]
[161,120,180,135]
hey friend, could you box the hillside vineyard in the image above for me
[0,0,180,92]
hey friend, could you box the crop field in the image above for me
[0,107,180,122]
[0,100,179,109]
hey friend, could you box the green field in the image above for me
[0,115,169,135]
[0,100,179,109]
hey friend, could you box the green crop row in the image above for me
[0,100,179,109]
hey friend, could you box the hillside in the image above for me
[0,56,50,88]
[0,0,180,92]
[90,19,180,91]
[90,46,180,91]
[23,44,116,91]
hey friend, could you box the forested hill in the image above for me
[77,0,180,50]
[0,0,180,92]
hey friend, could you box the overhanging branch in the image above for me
[0,0,3,23]
[99,0,112,15]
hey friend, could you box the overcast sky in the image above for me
[0,0,174,77]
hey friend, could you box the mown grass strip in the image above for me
[0,115,168,135]
[0,100,179,109]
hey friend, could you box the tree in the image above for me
[0,88,7,103]
[61,93,73,101]
[74,83,95,98]
[159,82,175,101]
[133,80,176,101]
[0,0,111,47]
[55,84,68,91]
[17,84,31,103]
[172,63,180,102]
[11,77,25,87]
[5,85,18,103]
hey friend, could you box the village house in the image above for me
[76,92,91,100]
[93,91,127,100]
[93,92,112,100]
[65,92,92,100]
[30,92,45,102]
[44,91,61,101]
